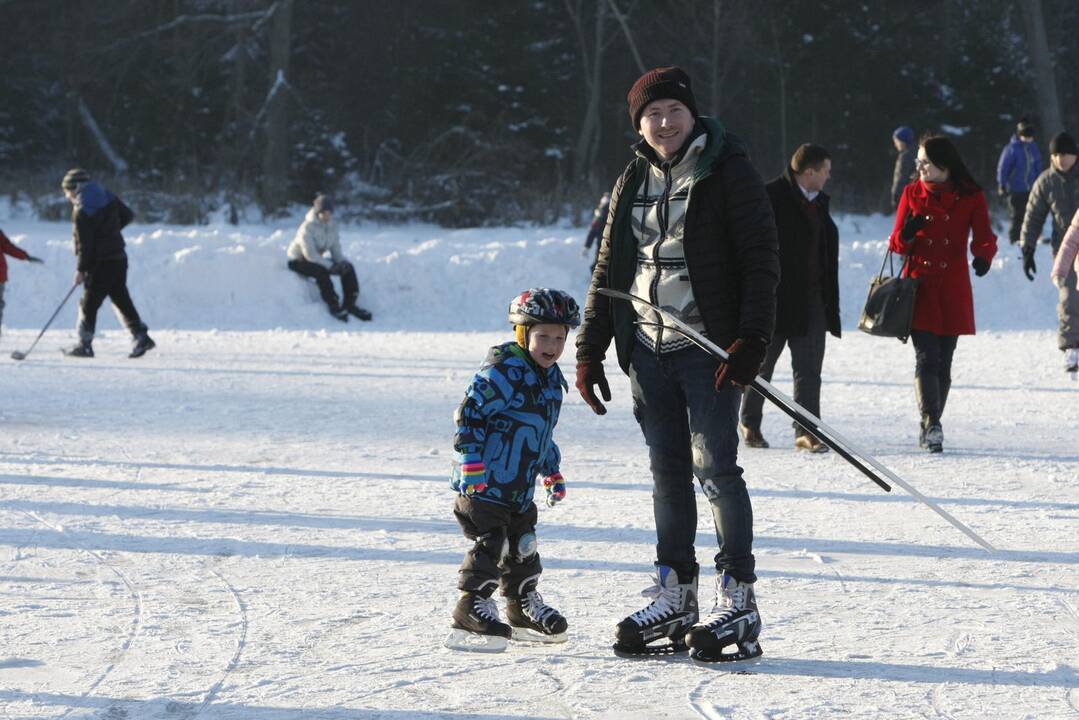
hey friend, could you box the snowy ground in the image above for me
[2,211,1077,718]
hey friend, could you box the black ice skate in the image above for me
[444,590,512,653]
[686,572,763,664]
[505,585,568,644]
[613,564,697,657]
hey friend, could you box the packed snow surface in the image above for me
[1,209,1077,718]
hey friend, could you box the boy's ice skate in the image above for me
[444,590,512,653]
[505,584,568,643]
[686,572,763,664]
[613,565,697,657]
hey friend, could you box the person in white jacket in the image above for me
[286,194,371,322]
[1051,208,1079,372]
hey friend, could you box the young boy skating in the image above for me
[446,288,579,652]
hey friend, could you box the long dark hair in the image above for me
[920,134,982,194]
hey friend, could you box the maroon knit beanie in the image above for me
[627,66,699,129]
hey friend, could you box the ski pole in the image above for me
[11,282,80,361]
[600,288,996,553]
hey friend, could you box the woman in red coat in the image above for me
[889,135,997,453]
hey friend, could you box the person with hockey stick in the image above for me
[286,194,372,323]
[740,143,841,453]
[1019,131,1079,374]
[0,228,44,341]
[889,135,996,453]
[60,168,155,359]
[446,288,578,653]
[575,66,779,663]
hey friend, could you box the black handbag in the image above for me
[858,248,919,343]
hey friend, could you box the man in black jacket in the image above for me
[741,144,840,452]
[575,66,779,662]
[61,168,155,358]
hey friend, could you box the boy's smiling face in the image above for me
[526,323,568,369]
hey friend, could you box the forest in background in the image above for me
[0,0,1075,226]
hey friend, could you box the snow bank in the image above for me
[0,207,1059,333]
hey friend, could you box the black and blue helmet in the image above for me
[508,288,580,328]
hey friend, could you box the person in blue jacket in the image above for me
[997,118,1043,245]
[446,288,578,652]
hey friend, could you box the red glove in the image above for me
[576,360,611,415]
[715,338,767,389]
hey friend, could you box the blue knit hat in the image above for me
[893,126,915,145]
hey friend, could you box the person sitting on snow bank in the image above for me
[286,194,371,322]
[0,228,45,340]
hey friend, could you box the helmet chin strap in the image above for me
[515,325,529,347]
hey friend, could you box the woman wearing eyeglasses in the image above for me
[888,135,997,453]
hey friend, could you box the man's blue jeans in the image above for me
[628,340,756,583]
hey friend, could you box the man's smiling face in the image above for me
[639,99,694,161]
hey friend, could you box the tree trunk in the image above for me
[709,1,722,115]
[1020,0,1063,136]
[260,0,292,214]
[568,0,607,190]
[769,10,787,161]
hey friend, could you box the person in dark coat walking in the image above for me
[575,66,779,661]
[996,118,1042,245]
[740,144,840,453]
[889,136,996,453]
[1019,131,1079,367]
[0,228,44,339]
[61,168,155,359]
[581,191,611,274]
[891,126,917,210]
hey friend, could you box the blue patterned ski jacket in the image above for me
[451,341,566,511]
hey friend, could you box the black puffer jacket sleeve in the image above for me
[718,155,780,345]
[576,164,635,364]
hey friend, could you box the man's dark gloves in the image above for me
[715,338,768,390]
[1022,246,1036,281]
[576,360,611,415]
[900,212,929,243]
[26,255,44,264]
[972,256,991,277]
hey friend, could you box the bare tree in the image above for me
[260,0,292,213]
[565,0,613,190]
[1020,0,1063,136]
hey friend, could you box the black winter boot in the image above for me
[63,341,94,358]
[129,333,156,359]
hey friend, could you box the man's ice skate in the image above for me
[505,585,568,643]
[444,590,511,653]
[686,572,763,664]
[613,565,697,657]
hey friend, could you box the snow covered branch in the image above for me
[76,95,128,175]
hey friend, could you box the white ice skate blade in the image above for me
[510,627,567,644]
[444,628,509,653]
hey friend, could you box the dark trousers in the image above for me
[453,496,542,598]
[287,259,359,310]
[740,293,828,438]
[910,330,958,429]
[78,255,146,342]
[629,340,755,583]
[1007,192,1029,245]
